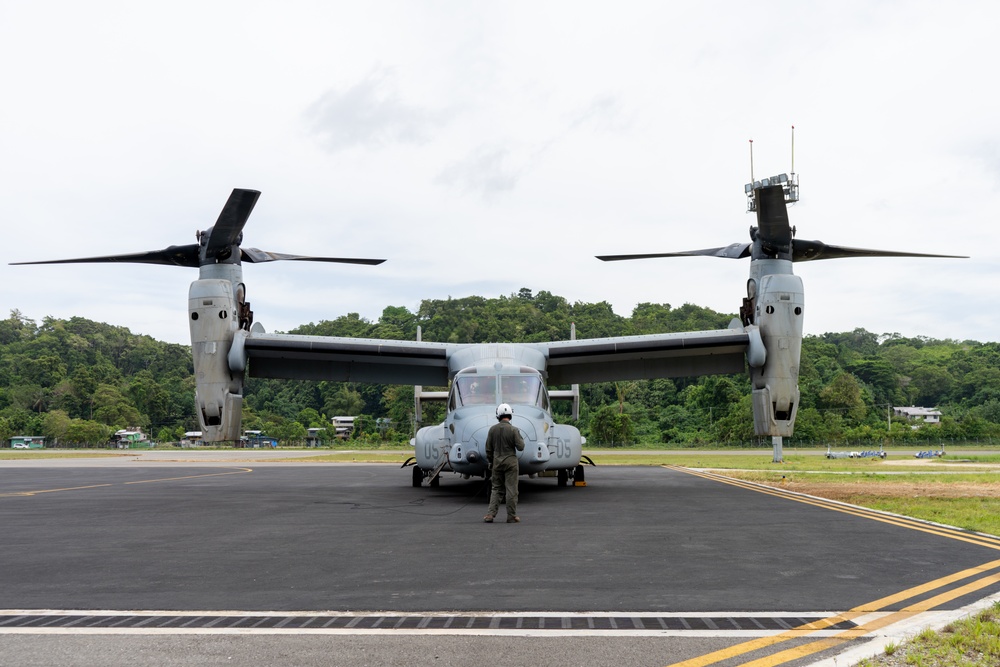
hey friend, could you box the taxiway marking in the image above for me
[0,468,253,497]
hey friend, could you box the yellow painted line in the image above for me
[857,557,1000,610]
[666,466,1000,551]
[663,560,1000,667]
[124,468,254,484]
[733,568,1000,667]
[0,484,113,497]
[1,468,253,497]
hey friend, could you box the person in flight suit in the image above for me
[483,403,526,523]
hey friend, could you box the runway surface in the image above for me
[3,456,1000,667]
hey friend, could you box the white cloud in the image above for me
[436,145,523,198]
[305,67,446,152]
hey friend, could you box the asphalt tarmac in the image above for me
[3,457,1000,667]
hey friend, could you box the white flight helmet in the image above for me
[496,403,513,419]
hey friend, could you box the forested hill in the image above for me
[290,289,734,342]
[2,289,999,447]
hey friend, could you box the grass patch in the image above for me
[942,454,1000,464]
[855,602,1000,666]
[723,470,1000,485]
[848,496,1000,535]
[0,451,129,460]
[593,452,963,472]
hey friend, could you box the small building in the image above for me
[10,436,45,449]
[893,407,942,426]
[331,416,357,439]
[242,430,278,448]
[306,428,327,448]
[110,428,151,449]
[182,431,203,447]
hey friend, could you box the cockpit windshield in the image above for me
[451,372,548,410]
[500,374,543,408]
[453,375,497,407]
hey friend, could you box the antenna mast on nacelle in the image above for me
[745,126,799,212]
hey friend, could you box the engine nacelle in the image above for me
[413,423,451,470]
[547,423,583,468]
[189,279,243,442]
[749,273,803,437]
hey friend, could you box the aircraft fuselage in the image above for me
[411,364,583,484]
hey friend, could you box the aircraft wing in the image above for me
[243,327,749,387]
[244,333,453,385]
[535,329,749,385]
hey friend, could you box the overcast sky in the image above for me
[2,1,997,346]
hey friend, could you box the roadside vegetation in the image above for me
[854,602,1000,667]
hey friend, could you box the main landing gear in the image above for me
[404,462,441,488]
[567,456,595,487]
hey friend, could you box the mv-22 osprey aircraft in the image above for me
[13,174,963,484]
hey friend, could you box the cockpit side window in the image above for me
[454,375,496,407]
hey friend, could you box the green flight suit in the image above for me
[486,418,526,519]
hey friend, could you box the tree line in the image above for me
[2,288,999,447]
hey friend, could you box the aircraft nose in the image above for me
[510,415,537,441]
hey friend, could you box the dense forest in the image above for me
[2,288,999,447]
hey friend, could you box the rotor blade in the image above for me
[792,240,969,262]
[241,248,386,265]
[597,243,751,262]
[10,244,202,268]
[205,189,261,259]
[755,184,791,250]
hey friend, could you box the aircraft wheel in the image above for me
[412,465,423,487]
[430,474,440,487]
[574,464,586,484]
[557,468,568,487]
